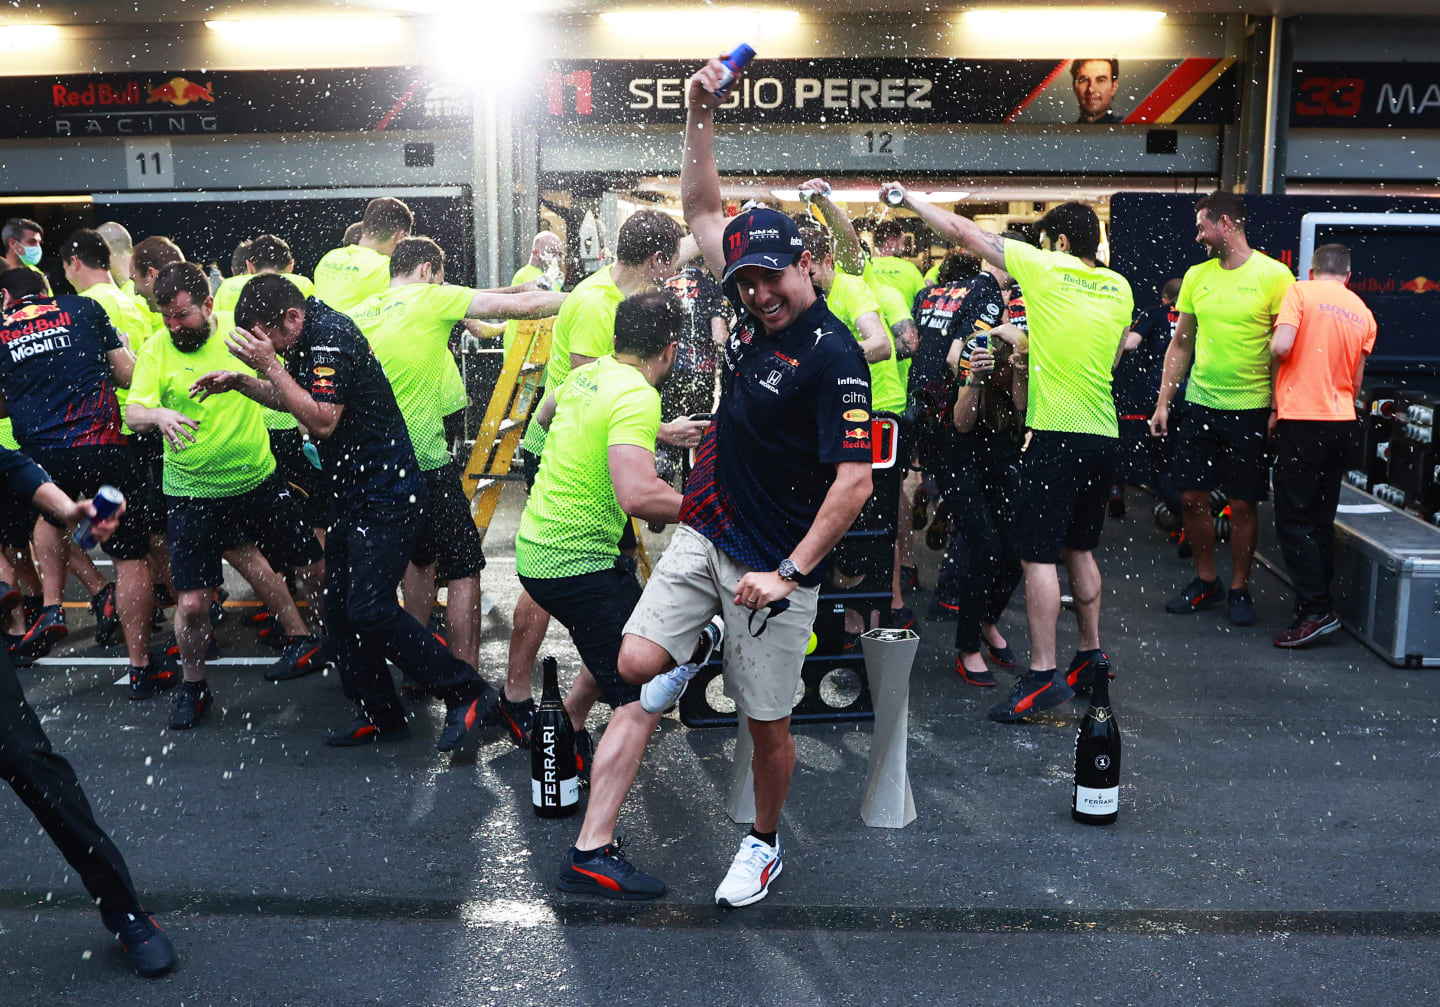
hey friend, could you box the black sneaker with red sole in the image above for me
[129,661,180,700]
[575,728,593,785]
[326,711,410,747]
[0,581,23,618]
[13,604,66,663]
[265,636,329,681]
[556,839,666,901]
[956,656,996,687]
[101,908,177,978]
[1164,576,1222,614]
[437,683,500,752]
[488,693,536,748]
[1066,649,1111,696]
[988,671,1075,723]
[90,582,119,646]
[168,680,212,730]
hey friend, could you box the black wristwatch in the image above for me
[777,558,801,582]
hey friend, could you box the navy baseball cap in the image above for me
[721,208,805,295]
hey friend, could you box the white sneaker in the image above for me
[639,616,724,715]
[714,834,782,907]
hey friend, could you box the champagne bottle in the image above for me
[531,657,578,819]
[1071,659,1120,825]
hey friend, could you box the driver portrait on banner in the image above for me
[1073,58,1120,124]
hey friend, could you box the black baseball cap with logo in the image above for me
[721,208,805,299]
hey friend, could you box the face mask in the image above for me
[19,245,42,267]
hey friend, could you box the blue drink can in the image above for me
[73,484,125,550]
[712,43,756,98]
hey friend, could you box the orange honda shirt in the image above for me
[1274,280,1377,421]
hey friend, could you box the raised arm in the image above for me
[880,183,1008,268]
[854,311,893,363]
[800,179,865,275]
[681,58,739,279]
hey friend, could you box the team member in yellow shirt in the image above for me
[351,237,564,673]
[213,234,315,315]
[503,231,565,358]
[1150,191,1295,627]
[314,197,412,313]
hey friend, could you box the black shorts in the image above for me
[409,462,486,582]
[520,565,643,709]
[1014,430,1117,564]
[130,430,164,491]
[166,472,323,591]
[26,444,162,560]
[1172,403,1271,502]
[268,427,332,529]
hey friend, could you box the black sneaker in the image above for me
[13,604,66,663]
[925,598,961,622]
[1164,576,1222,614]
[168,680,212,730]
[256,618,287,650]
[1227,587,1257,627]
[437,684,499,753]
[556,839,666,901]
[956,655,996,687]
[100,908,176,978]
[150,634,219,665]
[265,636,327,681]
[90,582,119,646]
[326,710,410,747]
[575,728,594,785]
[1065,649,1110,696]
[1176,530,1192,560]
[488,693,536,748]
[21,594,42,626]
[987,671,1074,723]
[5,632,31,667]
[129,662,180,701]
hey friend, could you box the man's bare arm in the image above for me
[680,60,734,279]
[467,289,566,320]
[855,311,892,363]
[788,461,873,576]
[882,185,1007,267]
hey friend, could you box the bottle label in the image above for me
[1074,785,1118,815]
[532,778,579,806]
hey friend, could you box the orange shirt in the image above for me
[1274,280,1377,421]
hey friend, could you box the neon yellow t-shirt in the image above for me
[522,265,624,456]
[1177,252,1295,411]
[924,261,941,285]
[503,264,543,357]
[128,322,276,498]
[516,356,660,578]
[313,245,390,314]
[827,271,906,414]
[865,255,927,311]
[0,418,17,450]
[1003,240,1133,437]
[214,272,316,316]
[351,282,475,472]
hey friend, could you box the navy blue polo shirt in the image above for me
[0,295,125,450]
[284,298,420,505]
[679,296,872,586]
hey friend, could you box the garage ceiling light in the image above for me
[0,24,61,49]
[961,8,1165,36]
[600,8,800,39]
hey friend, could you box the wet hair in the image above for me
[1311,243,1351,276]
[0,267,47,300]
[1195,190,1247,230]
[1162,277,1182,302]
[873,220,906,249]
[132,236,184,276]
[153,262,212,308]
[231,239,253,277]
[1036,203,1102,260]
[1001,227,1036,247]
[61,228,110,270]
[390,236,445,278]
[235,273,306,329]
[1072,59,1119,80]
[362,197,414,240]
[343,221,363,246]
[937,250,981,285]
[2,218,42,247]
[615,210,682,267]
[798,223,833,260]
[613,290,682,359]
[247,234,293,272]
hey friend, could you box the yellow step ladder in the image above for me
[462,318,553,543]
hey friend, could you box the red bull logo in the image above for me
[1400,276,1437,293]
[844,426,869,440]
[5,303,56,324]
[147,77,215,107]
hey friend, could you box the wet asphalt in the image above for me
[2,489,1438,1005]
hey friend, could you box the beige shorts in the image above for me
[623,524,820,722]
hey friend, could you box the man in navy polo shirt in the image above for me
[192,275,497,751]
[608,56,874,909]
